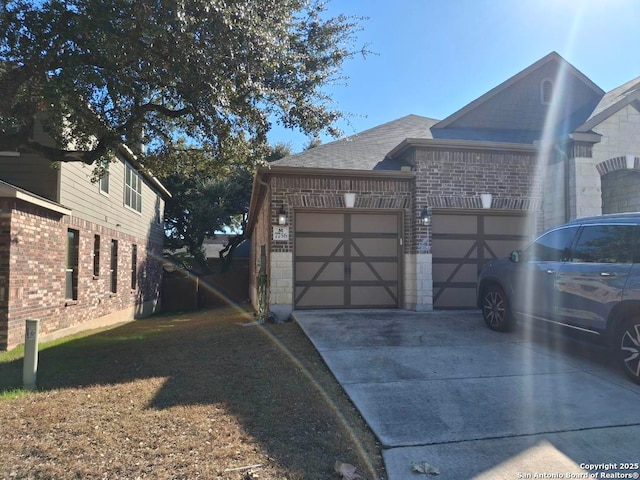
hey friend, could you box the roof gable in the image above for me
[432,52,604,142]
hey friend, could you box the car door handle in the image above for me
[546,269,555,274]
[600,272,616,277]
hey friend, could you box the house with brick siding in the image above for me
[0,142,169,350]
[246,51,640,319]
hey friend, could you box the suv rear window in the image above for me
[571,224,635,264]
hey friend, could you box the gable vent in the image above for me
[541,79,553,105]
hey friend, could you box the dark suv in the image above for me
[477,213,640,384]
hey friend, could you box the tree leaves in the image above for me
[0,0,364,170]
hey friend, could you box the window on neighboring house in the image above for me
[125,164,142,213]
[541,79,553,105]
[131,244,138,290]
[99,160,110,194]
[66,229,79,300]
[93,235,100,277]
[110,239,118,293]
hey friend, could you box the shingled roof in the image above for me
[271,114,438,171]
[576,75,640,133]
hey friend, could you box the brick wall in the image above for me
[269,174,415,253]
[3,200,66,348]
[0,210,9,347]
[414,147,543,248]
[0,199,163,350]
[250,172,415,313]
[249,151,541,313]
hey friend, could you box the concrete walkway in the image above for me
[292,310,640,480]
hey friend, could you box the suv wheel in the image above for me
[481,285,513,332]
[616,316,640,384]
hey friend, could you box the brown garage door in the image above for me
[432,210,535,309]
[294,211,401,309]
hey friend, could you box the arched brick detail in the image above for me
[596,156,638,176]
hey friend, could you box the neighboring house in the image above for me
[247,52,640,318]
[202,235,250,260]
[0,137,170,350]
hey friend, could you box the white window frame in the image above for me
[124,163,142,213]
[99,160,110,195]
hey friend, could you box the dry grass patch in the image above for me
[0,306,385,479]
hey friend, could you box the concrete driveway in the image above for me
[292,310,640,480]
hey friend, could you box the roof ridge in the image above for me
[276,114,438,160]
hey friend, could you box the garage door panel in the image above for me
[352,238,398,257]
[295,238,344,257]
[351,214,398,233]
[351,262,397,281]
[294,211,400,309]
[351,286,397,307]
[432,239,478,258]
[296,213,344,232]
[296,262,344,282]
[485,215,534,236]
[433,263,478,282]
[432,215,477,234]
[295,286,344,308]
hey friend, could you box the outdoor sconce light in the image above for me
[419,207,431,226]
[627,154,636,170]
[277,207,287,225]
[344,192,356,208]
[480,193,493,209]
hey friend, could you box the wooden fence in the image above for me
[161,259,250,312]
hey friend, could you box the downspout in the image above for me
[554,142,571,223]
[564,146,571,222]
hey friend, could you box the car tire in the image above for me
[615,315,640,385]
[481,285,513,332]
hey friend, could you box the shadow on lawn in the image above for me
[0,305,381,478]
[0,306,320,411]
[1,307,257,399]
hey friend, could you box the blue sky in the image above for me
[267,0,640,152]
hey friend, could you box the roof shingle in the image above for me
[272,114,438,170]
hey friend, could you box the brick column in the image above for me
[269,252,293,321]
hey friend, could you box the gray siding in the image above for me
[450,62,601,132]
[59,156,165,245]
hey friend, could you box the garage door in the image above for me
[294,211,401,309]
[432,210,535,309]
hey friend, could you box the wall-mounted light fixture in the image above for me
[627,154,636,170]
[480,193,493,209]
[277,207,287,225]
[344,192,356,208]
[419,207,431,226]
